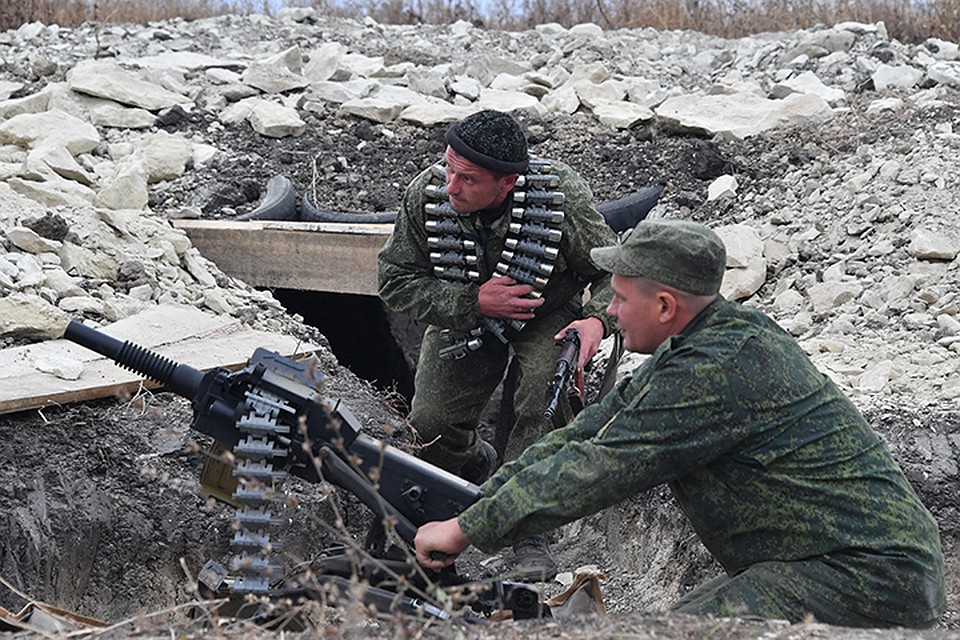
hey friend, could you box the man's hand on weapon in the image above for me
[543,318,605,421]
[415,518,470,571]
[555,317,604,369]
[478,275,544,319]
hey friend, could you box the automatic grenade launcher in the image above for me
[62,320,549,622]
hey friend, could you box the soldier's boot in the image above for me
[511,533,558,583]
[458,440,498,485]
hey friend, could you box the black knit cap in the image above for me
[445,109,529,174]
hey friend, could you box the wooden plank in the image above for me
[0,305,320,416]
[171,219,394,296]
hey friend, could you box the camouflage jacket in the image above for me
[459,297,944,586]
[376,159,617,337]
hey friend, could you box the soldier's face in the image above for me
[444,147,516,214]
[607,274,670,354]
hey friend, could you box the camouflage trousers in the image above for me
[671,550,944,629]
[409,305,579,474]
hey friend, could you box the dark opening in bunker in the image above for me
[271,289,419,402]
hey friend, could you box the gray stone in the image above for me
[0,292,68,340]
[138,131,194,183]
[0,109,100,154]
[340,97,404,123]
[67,60,190,111]
[872,64,924,91]
[908,228,959,260]
[6,226,61,254]
[656,92,834,140]
[96,158,149,210]
[34,354,84,380]
[248,101,306,137]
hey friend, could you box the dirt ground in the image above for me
[1,85,959,638]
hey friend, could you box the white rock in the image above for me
[340,97,404,124]
[773,71,846,105]
[866,97,904,116]
[541,85,580,115]
[34,355,84,380]
[927,61,960,88]
[67,60,191,111]
[707,175,739,201]
[721,257,766,300]
[872,64,924,91]
[592,100,655,129]
[0,109,100,154]
[6,226,61,254]
[807,281,863,312]
[248,101,307,137]
[656,92,834,140]
[59,295,105,314]
[715,223,762,268]
[774,288,805,312]
[858,359,895,392]
[96,158,149,210]
[476,88,544,116]
[0,80,23,100]
[0,292,68,339]
[399,103,476,126]
[138,131,194,183]
[908,228,959,260]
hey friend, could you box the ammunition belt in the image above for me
[229,388,290,593]
[425,159,565,359]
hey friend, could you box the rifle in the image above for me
[543,328,583,421]
[62,320,549,622]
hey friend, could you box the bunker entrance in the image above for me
[271,289,419,404]
[271,289,518,456]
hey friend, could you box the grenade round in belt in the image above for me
[425,159,565,359]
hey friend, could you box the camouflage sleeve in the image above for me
[479,399,610,495]
[459,344,743,551]
[554,162,617,336]
[376,167,484,330]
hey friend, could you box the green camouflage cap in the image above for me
[590,219,726,295]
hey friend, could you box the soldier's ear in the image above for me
[656,290,679,323]
[501,173,520,191]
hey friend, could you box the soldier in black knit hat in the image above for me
[378,109,618,582]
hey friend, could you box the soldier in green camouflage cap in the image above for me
[378,109,618,581]
[415,218,945,628]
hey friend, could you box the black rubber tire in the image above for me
[300,193,398,224]
[239,174,661,230]
[236,175,297,221]
[596,185,664,233]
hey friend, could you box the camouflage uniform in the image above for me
[377,159,616,472]
[458,296,945,627]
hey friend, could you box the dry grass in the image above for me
[1,0,958,43]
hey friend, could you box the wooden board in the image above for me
[0,305,320,416]
[170,219,394,296]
